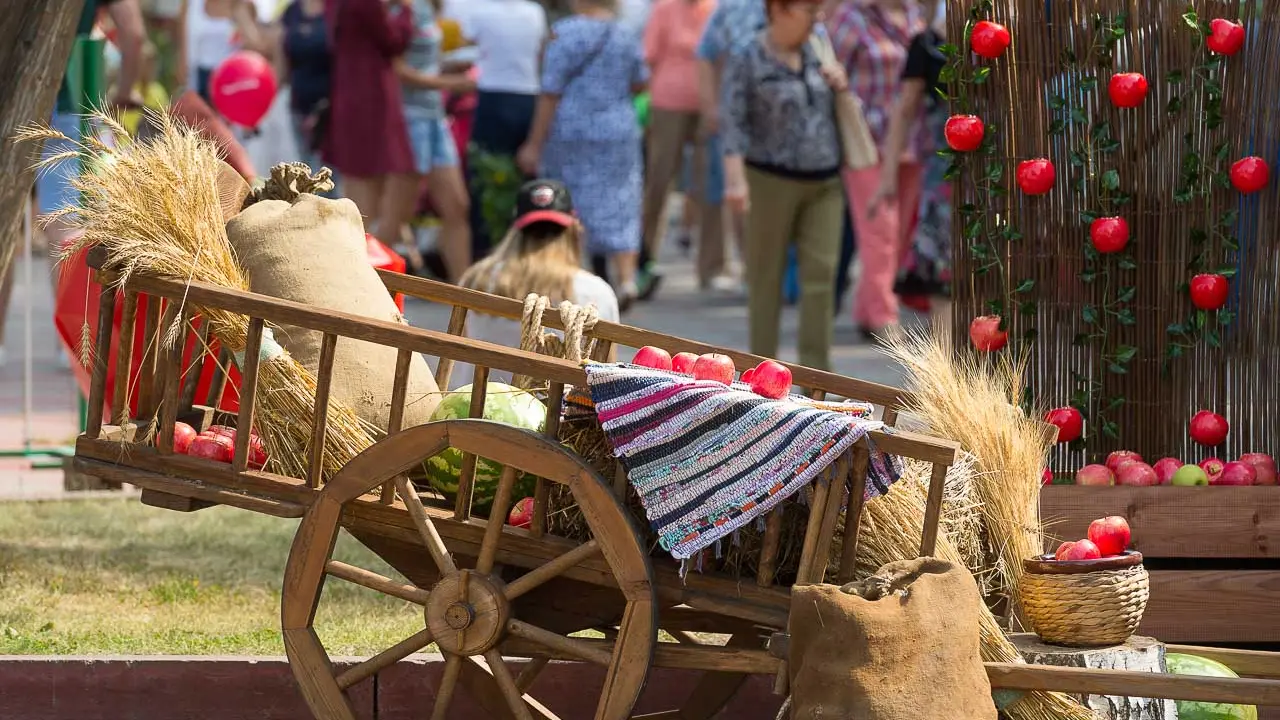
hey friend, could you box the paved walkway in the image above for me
[1,216,918,499]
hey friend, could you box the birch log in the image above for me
[1012,633,1178,720]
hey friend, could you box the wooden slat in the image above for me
[837,444,871,583]
[179,316,212,412]
[433,305,469,389]
[85,282,118,439]
[454,368,489,520]
[111,290,138,425]
[1041,485,1280,558]
[794,482,831,586]
[205,346,231,408]
[920,459,949,557]
[232,318,264,473]
[532,382,564,538]
[76,458,305,518]
[305,333,338,488]
[755,511,784,588]
[612,460,627,500]
[155,304,191,454]
[380,347,415,504]
[808,456,850,583]
[134,294,162,425]
[1141,570,1280,643]
[984,662,1280,706]
[477,465,520,574]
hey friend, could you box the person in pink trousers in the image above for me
[826,0,923,340]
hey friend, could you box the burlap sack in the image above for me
[788,558,997,720]
[225,164,440,431]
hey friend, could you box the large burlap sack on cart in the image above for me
[225,163,441,431]
[788,558,997,720]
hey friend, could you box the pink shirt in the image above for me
[644,0,715,112]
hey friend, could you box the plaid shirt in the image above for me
[826,1,925,157]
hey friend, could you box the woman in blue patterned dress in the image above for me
[516,0,650,310]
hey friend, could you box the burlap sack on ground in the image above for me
[226,166,440,431]
[788,558,997,720]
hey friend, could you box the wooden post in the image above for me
[0,0,86,281]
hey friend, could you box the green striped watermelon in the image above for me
[1165,653,1258,720]
[424,383,546,512]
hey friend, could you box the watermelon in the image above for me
[1165,653,1258,720]
[424,383,547,512]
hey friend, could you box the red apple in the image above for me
[207,425,236,440]
[1206,18,1245,55]
[1116,461,1158,487]
[1105,450,1143,472]
[1153,457,1183,485]
[1189,410,1229,446]
[1200,457,1226,483]
[1229,156,1269,194]
[1044,406,1083,443]
[970,20,1012,59]
[173,422,197,454]
[1108,72,1149,108]
[1064,538,1102,561]
[944,115,985,152]
[1088,516,1131,556]
[1015,158,1056,195]
[189,433,234,463]
[692,353,736,385]
[1189,274,1229,311]
[968,315,1008,352]
[671,352,699,374]
[749,360,793,399]
[740,367,756,384]
[507,497,534,529]
[1217,460,1257,486]
[1240,453,1277,485]
[1075,464,1115,486]
[633,346,673,371]
[1043,468,1053,485]
[248,432,268,470]
[1054,541,1074,560]
[1090,216,1130,254]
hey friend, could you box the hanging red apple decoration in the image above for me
[1206,18,1246,55]
[1107,72,1149,108]
[1044,406,1083,443]
[1229,156,1269,194]
[944,115,985,152]
[1089,216,1130,254]
[1189,410,1229,446]
[1016,158,1056,195]
[970,20,1012,59]
[968,315,1008,352]
[1189,273,1228,310]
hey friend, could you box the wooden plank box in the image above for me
[1040,486,1280,646]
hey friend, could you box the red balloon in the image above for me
[210,51,277,128]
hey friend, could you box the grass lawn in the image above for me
[0,498,422,655]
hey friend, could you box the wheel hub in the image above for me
[426,571,510,656]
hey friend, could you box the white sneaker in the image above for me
[704,274,742,296]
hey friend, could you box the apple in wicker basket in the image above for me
[1088,516,1131,556]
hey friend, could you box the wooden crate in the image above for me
[1040,486,1280,645]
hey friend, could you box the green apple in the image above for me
[1171,464,1209,486]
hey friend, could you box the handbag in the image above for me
[809,33,878,171]
[559,23,616,89]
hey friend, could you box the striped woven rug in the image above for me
[583,363,902,560]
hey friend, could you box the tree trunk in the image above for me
[0,1,86,279]
[1011,633,1178,720]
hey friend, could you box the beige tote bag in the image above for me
[810,33,879,171]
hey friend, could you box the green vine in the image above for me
[1163,7,1238,366]
[1047,13,1137,444]
[939,0,1038,374]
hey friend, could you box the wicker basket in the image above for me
[1019,551,1150,647]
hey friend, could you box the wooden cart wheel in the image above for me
[282,419,657,720]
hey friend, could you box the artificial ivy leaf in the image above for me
[1215,142,1231,163]
[1173,190,1193,204]
[971,243,989,258]
[1190,227,1208,244]
[958,203,977,214]
[1206,329,1222,348]
[1082,305,1099,324]
[1080,271,1098,283]
[973,67,992,84]
[964,220,983,239]
[1080,210,1099,223]
[1003,226,1024,241]
[1219,209,1240,227]
[1072,333,1089,347]
[1091,120,1112,142]
[1216,265,1238,277]
[1114,345,1139,363]
[1116,309,1137,326]
[1102,420,1120,439]
[1014,278,1036,293]
[1049,95,1067,110]
[944,162,963,181]
[1113,192,1133,207]
[1194,309,1208,329]
[1117,256,1138,270]
[1218,310,1236,326]
[1181,9,1200,31]
[1070,151,1087,167]
[938,43,959,57]
[1070,107,1088,124]
[985,162,1004,182]
[1019,300,1037,315]
[1081,75,1099,91]
[1022,328,1039,342]
[1101,169,1121,191]
[985,298,1005,315]
[1166,70,1184,84]
[1168,344,1184,359]
[1167,322,1187,335]
[1105,396,1126,412]
[1107,362,1128,375]
[1166,96,1183,115]
[1117,286,1137,303]
[1224,235,1240,251]
[1049,119,1067,135]
[1099,139,1122,153]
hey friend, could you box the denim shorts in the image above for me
[406,110,459,175]
[36,111,85,216]
[678,134,725,205]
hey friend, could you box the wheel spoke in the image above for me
[506,619,613,666]
[396,476,458,575]
[335,628,434,690]
[460,655,561,720]
[484,649,535,720]
[430,652,464,720]
[325,560,431,605]
[504,540,600,601]
[515,657,549,693]
[477,465,519,574]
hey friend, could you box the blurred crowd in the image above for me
[11,0,954,373]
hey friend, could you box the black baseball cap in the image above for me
[513,179,576,229]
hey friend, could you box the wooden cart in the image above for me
[71,256,1280,718]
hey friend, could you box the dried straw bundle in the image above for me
[19,112,378,480]
[882,324,1051,606]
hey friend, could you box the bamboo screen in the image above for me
[949,0,1280,466]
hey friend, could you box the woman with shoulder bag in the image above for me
[517,0,650,310]
[722,0,849,370]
